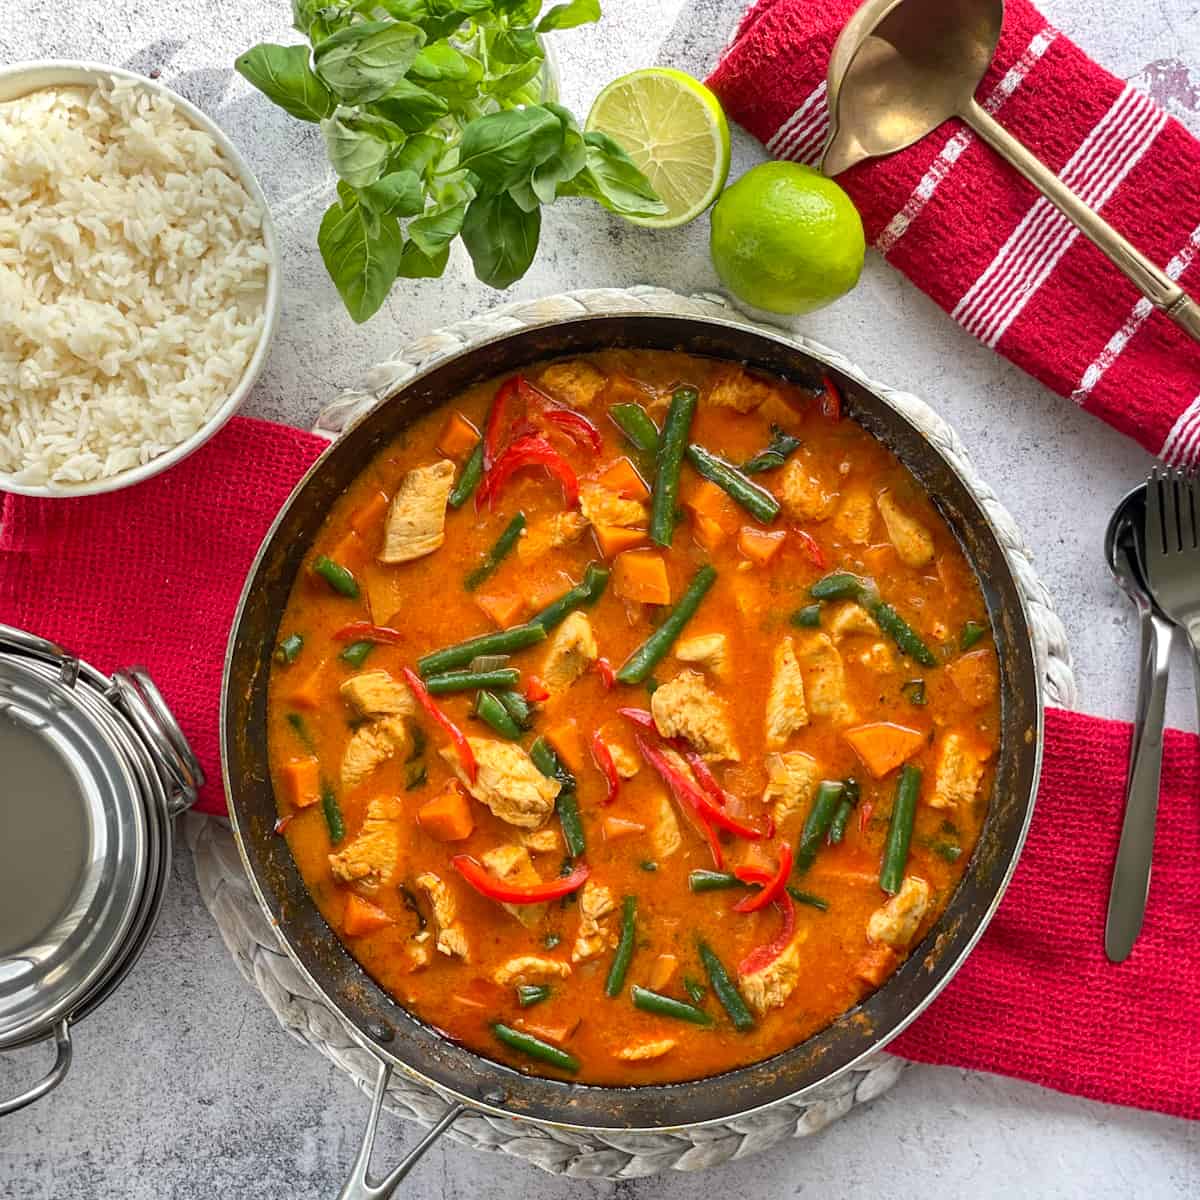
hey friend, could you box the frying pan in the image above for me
[222,311,1043,1198]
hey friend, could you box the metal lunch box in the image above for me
[0,624,201,1115]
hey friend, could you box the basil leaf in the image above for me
[320,108,397,188]
[742,425,803,474]
[461,191,539,288]
[409,41,472,81]
[389,131,445,179]
[374,78,449,131]
[457,106,562,191]
[318,198,404,322]
[314,20,427,104]
[360,170,425,217]
[565,130,666,217]
[489,24,540,64]
[537,0,601,31]
[236,44,335,123]
[483,57,543,99]
[508,179,539,213]
[530,102,586,203]
[397,238,451,277]
[407,200,468,256]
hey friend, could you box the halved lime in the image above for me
[585,68,731,229]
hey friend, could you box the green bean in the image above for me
[683,976,706,1005]
[809,572,869,601]
[605,897,637,997]
[873,603,937,667]
[531,737,585,858]
[339,640,374,667]
[630,985,713,1025]
[617,564,717,684]
[790,604,822,628]
[795,780,844,873]
[698,941,754,1031]
[472,690,523,739]
[417,623,546,676]
[609,402,660,454]
[492,1023,579,1073]
[286,712,315,752]
[785,887,830,912]
[688,870,742,893]
[425,667,520,695]
[321,783,345,845]
[496,688,533,729]
[648,385,699,546]
[312,555,359,598]
[448,440,484,509]
[275,633,303,664]
[960,619,988,650]
[528,562,610,632]
[880,764,922,894]
[685,444,781,524]
[465,512,526,592]
[530,736,576,791]
[517,984,551,1008]
[828,778,860,845]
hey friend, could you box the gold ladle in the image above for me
[822,0,1200,343]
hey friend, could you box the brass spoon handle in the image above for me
[962,98,1200,344]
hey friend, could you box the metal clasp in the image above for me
[0,623,79,686]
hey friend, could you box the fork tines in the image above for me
[1147,466,1199,557]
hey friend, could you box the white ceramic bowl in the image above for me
[0,61,282,499]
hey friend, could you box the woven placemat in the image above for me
[191,286,1076,1178]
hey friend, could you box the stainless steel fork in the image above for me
[1143,467,1200,734]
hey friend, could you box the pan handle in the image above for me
[337,1059,467,1200]
[0,1020,72,1117]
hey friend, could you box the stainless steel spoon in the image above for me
[822,0,1200,343]
[1104,486,1174,962]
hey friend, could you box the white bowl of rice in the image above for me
[0,62,280,497]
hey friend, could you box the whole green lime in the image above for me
[709,162,866,315]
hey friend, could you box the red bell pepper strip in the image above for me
[333,621,407,646]
[524,674,551,703]
[401,667,477,784]
[820,374,842,422]
[452,855,589,904]
[794,530,827,569]
[479,433,580,510]
[618,707,733,810]
[733,843,794,913]
[273,814,294,835]
[737,892,797,976]
[859,801,874,837]
[482,376,520,473]
[616,706,655,729]
[590,731,621,804]
[593,657,616,690]
[541,408,603,454]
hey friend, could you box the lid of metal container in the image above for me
[0,626,201,1048]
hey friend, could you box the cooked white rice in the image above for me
[0,76,270,486]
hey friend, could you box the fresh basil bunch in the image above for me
[236,0,665,321]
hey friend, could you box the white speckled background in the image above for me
[3,0,1200,1195]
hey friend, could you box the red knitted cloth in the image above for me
[2,416,1197,1119]
[706,0,1200,465]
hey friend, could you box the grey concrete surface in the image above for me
[3,0,1200,1196]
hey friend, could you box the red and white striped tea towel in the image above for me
[706,0,1200,464]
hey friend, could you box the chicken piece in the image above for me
[650,670,740,761]
[648,790,682,859]
[867,876,931,949]
[706,365,775,413]
[792,631,855,724]
[572,879,617,962]
[340,716,411,791]
[761,751,820,827]
[328,796,401,887]
[415,871,469,958]
[516,510,589,564]
[340,670,416,720]
[441,738,560,829]
[674,632,730,680]
[877,491,934,569]
[739,932,808,1014]
[541,611,599,694]
[493,955,572,986]
[825,602,880,641]
[379,459,455,564]
[579,482,647,531]
[481,843,547,928]
[521,827,562,855]
[616,1038,677,1062]
[832,488,875,544]
[765,637,809,749]
[405,933,433,972]
[929,733,985,810]
[606,740,640,779]
[855,941,901,987]
[778,455,838,521]
[539,359,607,409]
